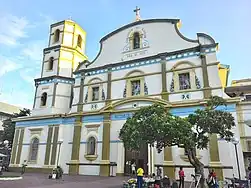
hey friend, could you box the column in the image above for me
[209,134,223,180]
[200,54,211,99]
[69,116,82,175]
[100,112,111,176]
[15,128,25,164]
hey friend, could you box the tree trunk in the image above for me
[187,149,206,188]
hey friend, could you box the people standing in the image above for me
[178,167,185,188]
[137,165,144,188]
[131,162,136,177]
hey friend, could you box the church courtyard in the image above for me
[0,172,128,188]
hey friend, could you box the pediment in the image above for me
[100,97,170,112]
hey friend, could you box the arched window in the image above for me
[133,32,140,49]
[54,29,60,43]
[48,57,54,70]
[41,92,47,106]
[87,136,96,155]
[29,138,39,161]
[77,35,82,48]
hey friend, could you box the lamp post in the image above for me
[232,137,241,179]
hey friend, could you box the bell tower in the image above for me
[32,20,88,116]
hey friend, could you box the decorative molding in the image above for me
[181,93,190,100]
[123,83,127,98]
[170,78,175,93]
[91,104,98,110]
[84,91,88,103]
[144,82,148,95]
[84,154,98,161]
[102,89,106,100]
[29,128,43,136]
[195,75,201,89]
[75,47,216,78]
[35,78,74,86]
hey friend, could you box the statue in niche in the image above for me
[87,137,96,155]
[131,80,141,96]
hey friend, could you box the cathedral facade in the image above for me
[9,15,246,180]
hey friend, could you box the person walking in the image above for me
[137,165,144,188]
[21,160,27,175]
[178,167,185,188]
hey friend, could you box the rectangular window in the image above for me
[131,80,141,96]
[92,87,99,101]
[246,95,251,101]
[179,73,191,90]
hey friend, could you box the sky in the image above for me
[0,0,250,109]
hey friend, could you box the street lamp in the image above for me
[231,137,241,179]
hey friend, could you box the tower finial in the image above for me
[133,6,141,21]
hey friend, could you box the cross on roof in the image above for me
[133,6,141,21]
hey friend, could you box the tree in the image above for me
[1,108,30,147]
[119,96,235,188]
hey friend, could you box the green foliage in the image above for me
[119,96,236,154]
[1,108,30,145]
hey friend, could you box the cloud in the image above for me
[21,40,46,63]
[0,55,22,77]
[19,68,40,85]
[0,13,30,46]
[39,13,56,26]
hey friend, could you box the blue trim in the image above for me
[22,143,47,145]
[36,78,75,86]
[75,47,215,78]
[16,117,75,127]
[15,104,236,127]
[82,115,104,123]
[68,140,122,144]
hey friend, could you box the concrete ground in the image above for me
[0,172,194,188]
[0,172,128,188]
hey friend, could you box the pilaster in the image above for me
[160,56,174,178]
[15,128,25,164]
[69,116,82,175]
[200,54,211,99]
[10,129,20,164]
[44,126,53,165]
[105,68,112,105]
[50,126,59,166]
[52,83,58,107]
[209,134,223,180]
[160,56,169,101]
[100,112,111,176]
[77,74,85,112]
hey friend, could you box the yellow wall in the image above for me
[218,64,230,88]
[59,20,88,72]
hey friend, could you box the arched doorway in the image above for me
[124,144,148,176]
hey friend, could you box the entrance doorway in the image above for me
[124,144,148,176]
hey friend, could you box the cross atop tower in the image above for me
[133,6,141,21]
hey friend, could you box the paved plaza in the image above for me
[0,173,128,188]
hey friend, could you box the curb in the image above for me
[0,176,23,181]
